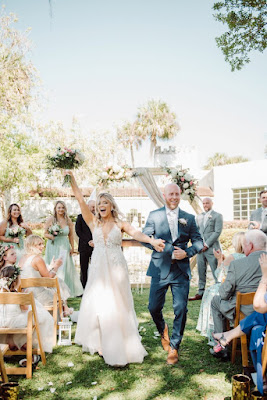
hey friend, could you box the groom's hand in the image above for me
[173,246,187,260]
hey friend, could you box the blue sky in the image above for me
[2,0,267,167]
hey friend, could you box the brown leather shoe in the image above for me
[167,347,178,365]
[188,293,203,301]
[161,324,170,352]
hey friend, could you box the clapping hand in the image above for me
[50,256,62,271]
[259,253,267,278]
[152,238,165,252]
[213,248,224,261]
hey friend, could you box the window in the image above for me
[232,187,265,220]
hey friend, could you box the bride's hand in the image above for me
[151,238,165,252]
[64,170,74,177]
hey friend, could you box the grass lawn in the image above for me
[8,286,241,400]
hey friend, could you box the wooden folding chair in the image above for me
[231,291,256,367]
[20,277,63,347]
[262,326,267,379]
[0,344,9,383]
[0,292,46,379]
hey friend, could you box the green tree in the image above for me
[203,152,249,169]
[116,121,145,167]
[135,99,180,158]
[0,9,42,215]
[213,0,267,71]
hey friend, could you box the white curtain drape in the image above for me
[134,167,165,208]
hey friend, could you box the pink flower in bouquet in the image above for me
[181,177,185,182]
[190,181,193,185]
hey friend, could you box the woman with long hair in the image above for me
[196,231,246,345]
[66,171,165,367]
[0,204,32,259]
[44,201,83,297]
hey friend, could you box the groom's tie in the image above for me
[169,211,178,242]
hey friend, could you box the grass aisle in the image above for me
[16,288,240,400]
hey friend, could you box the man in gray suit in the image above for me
[249,190,267,235]
[210,229,267,358]
[189,197,223,301]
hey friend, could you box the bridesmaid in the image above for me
[44,201,83,297]
[0,204,32,259]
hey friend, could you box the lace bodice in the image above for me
[93,224,122,249]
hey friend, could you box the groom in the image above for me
[142,183,203,365]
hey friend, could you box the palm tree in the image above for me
[203,152,249,170]
[116,121,145,168]
[135,99,180,158]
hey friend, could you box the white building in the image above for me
[199,159,267,221]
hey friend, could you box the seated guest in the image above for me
[196,232,245,344]
[210,230,267,359]
[212,253,267,394]
[0,265,54,354]
[19,235,73,316]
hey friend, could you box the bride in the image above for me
[66,171,165,366]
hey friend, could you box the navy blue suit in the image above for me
[143,206,203,349]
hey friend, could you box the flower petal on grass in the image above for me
[68,362,74,367]
[91,381,97,385]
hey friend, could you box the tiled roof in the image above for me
[29,186,213,198]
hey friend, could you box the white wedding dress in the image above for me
[75,224,147,366]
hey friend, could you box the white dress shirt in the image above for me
[166,206,179,243]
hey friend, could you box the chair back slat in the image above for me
[0,292,34,306]
[20,277,57,288]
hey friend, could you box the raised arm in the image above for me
[253,253,267,313]
[68,220,75,255]
[65,170,95,230]
[121,221,165,252]
[31,255,62,278]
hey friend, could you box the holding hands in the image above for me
[151,238,165,252]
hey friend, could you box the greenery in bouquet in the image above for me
[7,226,26,238]
[165,166,198,202]
[46,147,85,186]
[97,165,132,187]
[48,223,63,245]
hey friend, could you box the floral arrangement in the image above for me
[165,166,198,202]
[97,164,132,187]
[0,265,21,290]
[48,223,63,245]
[46,147,85,186]
[0,244,14,260]
[7,226,26,246]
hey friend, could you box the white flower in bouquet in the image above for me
[178,171,184,177]
[75,151,85,163]
[101,172,109,179]
[184,173,192,181]
[113,164,121,173]
[183,183,189,189]
[181,193,190,200]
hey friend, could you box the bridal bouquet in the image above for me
[48,223,63,244]
[46,147,85,186]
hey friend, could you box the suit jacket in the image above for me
[250,207,267,235]
[218,250,267,319]
[75,214,93,254]
[196,210,223,252]
[142,207,203,280]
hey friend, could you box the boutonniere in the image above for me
[178,218,187,226]
[208,215,213,219]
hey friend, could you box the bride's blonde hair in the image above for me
[95,193,124,224]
